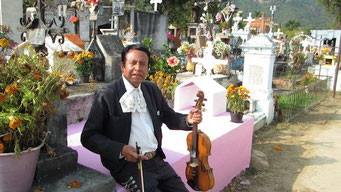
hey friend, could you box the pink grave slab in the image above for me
[67,112,254,192]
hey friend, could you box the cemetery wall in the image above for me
[0,0,23,44]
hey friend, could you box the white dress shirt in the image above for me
[120,76,158,155]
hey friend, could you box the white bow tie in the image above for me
[119,88,147,113]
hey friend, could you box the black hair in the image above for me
[121,44,151,67]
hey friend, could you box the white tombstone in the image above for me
[241,34,277,124]
[174,76,227,117]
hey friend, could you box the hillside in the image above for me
[233,0,333,29]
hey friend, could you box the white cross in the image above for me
[150,0,162,12]
[243,12,255,33]
[192,41,228,76]
[232,12,243,32]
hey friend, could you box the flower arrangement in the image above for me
[177,41,195,58]
[149,71,178,100]
[302,73,318,86]
[0,25,17,55]
[226,84,250,114]
[72,51,95,76]
[143,38,180,100]
[121,26,137,45]
[0,48,69,155]
[213,39,231,59]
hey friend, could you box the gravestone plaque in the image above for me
[244,65,263,86]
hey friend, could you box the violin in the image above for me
[186,91,215,191]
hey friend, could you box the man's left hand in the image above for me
[186,108,202,125]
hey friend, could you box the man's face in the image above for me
[121,49,149,88]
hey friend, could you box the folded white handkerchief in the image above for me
[119,88,147,113]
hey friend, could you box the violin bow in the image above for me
[136,142,145,192]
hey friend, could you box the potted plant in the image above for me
[0,47,69,191]
[225,84,250,123]
[72,50,95,83]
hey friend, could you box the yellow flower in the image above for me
[5,82,19,95]
[127,27,131,31]
[9,116,22,130]
[0,38,9,48]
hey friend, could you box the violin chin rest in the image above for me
[187,180,200,191]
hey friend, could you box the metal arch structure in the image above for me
[18,0,66,55]
[289,33,313,51]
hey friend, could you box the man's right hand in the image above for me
[121,145,149,162]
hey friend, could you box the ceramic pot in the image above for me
[0,142,44,192]
[230,112,243,123]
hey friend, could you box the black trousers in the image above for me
[113,155,189,192]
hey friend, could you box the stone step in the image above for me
[31,164,116,192]
[246,111,266,131]
[34,145,78,183]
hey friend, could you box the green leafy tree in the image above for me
[317,0,341,28]
[284,19,301,31]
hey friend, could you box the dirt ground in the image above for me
[223,92,341,192]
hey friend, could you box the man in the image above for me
[81,44,202,192]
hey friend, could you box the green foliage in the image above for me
[284,19,301,30]
[317,0,341,27]
[142,38,180,100]
[0,48,69,155]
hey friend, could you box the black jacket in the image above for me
[81,77,191,174]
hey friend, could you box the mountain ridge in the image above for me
[233,0,333,29]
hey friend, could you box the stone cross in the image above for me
[192,41,228,76]
[150,0,162,12]
[243,12,255,33]
[232,12,243,33]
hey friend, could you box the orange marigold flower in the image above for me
[9,116,22,130]
[3,134,12,142]
[0,92,5,103]
[274,145,283,151]
[89,82,95,86]
[34,72,42,81]
[67,180,81,188]
[0,141,5,153]
[5,82,19,95]
[78,59,84,64]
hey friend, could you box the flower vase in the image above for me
[0,142,44,192]
[230,112,243,123]
[186,56,194,72]
[79,74,90,83]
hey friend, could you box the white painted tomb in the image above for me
[174,76,227,117]
[241,34,277,125]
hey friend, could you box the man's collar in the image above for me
[122,75,141,93]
